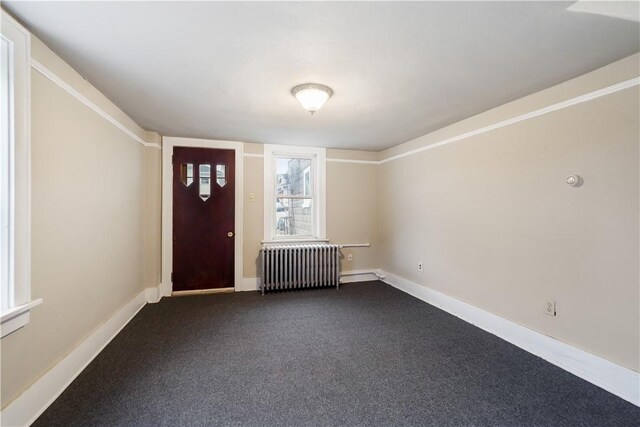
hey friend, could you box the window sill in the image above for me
[1,299,43,338]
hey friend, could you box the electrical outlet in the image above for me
[347,254,353,261]
[418,262,424,272]
[545,300,556,316]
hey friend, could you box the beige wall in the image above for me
[378,55,640,372]
[243,154,264,277]
[1,38,150,407]
[327,161,379,272]
[242,145,379,277]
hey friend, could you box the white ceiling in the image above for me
[5,1,640,151]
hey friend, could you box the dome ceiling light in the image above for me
[291,83,333,115]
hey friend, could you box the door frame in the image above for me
[161,137,243,296]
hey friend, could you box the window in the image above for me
[264,145,326,241]
[1,12,38,338]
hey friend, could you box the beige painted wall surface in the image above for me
[1,50,146,406]
[244,142,263,155]
[243,156,264,277]
[378,86,640,371]
[327,162,378,271]
[243,155,379,278]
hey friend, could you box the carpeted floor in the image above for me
[33,281,639,426]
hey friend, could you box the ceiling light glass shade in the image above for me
[291,83,333,115]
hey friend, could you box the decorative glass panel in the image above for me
[216,164,226,187]
[199,164,211,201]
[180,163,194,187]
[275,157,312,196]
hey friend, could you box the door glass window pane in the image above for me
[199,164,211,201]
[180,163,194,187]
[216,164,226,187]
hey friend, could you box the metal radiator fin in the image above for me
[260,244,340,295]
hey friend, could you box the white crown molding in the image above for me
[0,286,158,426]
[379,77,640,164]
[29,58,161,150]
[381,270,640,407]
[243,152,378,165]
[327,158,379,165]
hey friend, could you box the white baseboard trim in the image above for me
[0,287,153,426]
[340,269,385,283]
[238,277,259,292]
[237,271,382,291]
[380,270,640,407]
[159,281,172,297]
[144,283,163,303]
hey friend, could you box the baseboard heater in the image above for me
[260,244,340,295]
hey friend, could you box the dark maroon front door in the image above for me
[172,147,235,291]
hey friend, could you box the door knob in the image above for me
[227,231,234,237]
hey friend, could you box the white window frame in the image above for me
[1,12,40,338]
[302,166,311,208]
[263,144,326,242]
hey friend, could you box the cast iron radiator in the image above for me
[260,244,340,294]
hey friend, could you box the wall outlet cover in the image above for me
[545,300,557,316]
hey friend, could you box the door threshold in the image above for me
[171,287,235,297]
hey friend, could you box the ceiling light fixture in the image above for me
[291,83,333,115]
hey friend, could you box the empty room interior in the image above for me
[1,1,639,426]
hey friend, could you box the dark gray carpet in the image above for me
[33,281,639,426]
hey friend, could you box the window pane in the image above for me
[216,164,226,187]
[275,197,313,237]
[276,157,311,196]
[180,163,194,187]
[199,164,211,201]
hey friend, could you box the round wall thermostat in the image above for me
[566,175,583,187]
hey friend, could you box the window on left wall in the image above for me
[1,12,40,338]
